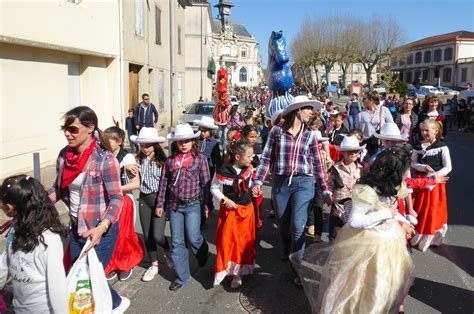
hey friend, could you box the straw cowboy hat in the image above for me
[314,130,329,143]
[167,123,201,141]
[374,122,406,141]
[130,127,166,144]
[193,116,218,130]
[335,135,366,151]
[282,95,323,118]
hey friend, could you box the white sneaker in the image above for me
[112,296,131,314]
[231,275,242,289]
[141,265,159,282]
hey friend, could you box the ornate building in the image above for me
[211,0,263,90]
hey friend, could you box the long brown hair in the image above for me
[136,143,167,166]
[62,106,112,151]
[421,96,440,113]
[282,110,298,131]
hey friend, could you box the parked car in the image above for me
[418,85,444,96]
[460,89,474,110]
[437,86,459,95]
[180,101,215,128]
[372,83,386,94]
[230,95,239,107]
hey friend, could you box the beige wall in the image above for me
[0,44,121,178]
[0,0,119,55]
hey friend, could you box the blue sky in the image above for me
[212,0,474,67]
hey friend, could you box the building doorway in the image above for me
[129,64,142,109]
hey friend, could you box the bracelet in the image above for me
[97,220,110,231]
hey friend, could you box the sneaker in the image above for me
[141,265,159,282]
[118,269,133,281]
[112,296,131,314]
[231,275,242,289]
[106,271,117,281]
[164,251,174,269]
[307,225,315,236]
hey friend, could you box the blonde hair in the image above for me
[420,119,443,140]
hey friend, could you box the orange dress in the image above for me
[212,165,256,285]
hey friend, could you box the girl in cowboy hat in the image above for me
[194,116,223,230]
[252,95,331,285]
[130,127,171,282]
[328,136,365,240]
[155,124,211,291]
[211,139,256,289]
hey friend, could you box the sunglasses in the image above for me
[61,125,80,134]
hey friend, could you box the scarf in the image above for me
[172,153,194,186]
[61,138,96,188]
[216,165,253,198]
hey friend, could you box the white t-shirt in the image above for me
[69,172,85,217]
[0,230,68,313]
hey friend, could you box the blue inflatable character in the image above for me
[266,30,294,122]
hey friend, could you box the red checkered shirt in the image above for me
[48,145,123,235]
[156,153,211,210]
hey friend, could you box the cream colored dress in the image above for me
[317,184,415,314]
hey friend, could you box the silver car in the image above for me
[179,101,215,128]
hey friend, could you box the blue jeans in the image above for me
[217,125,227,151]
[70,223,122,309]
[169,200,207,285]
[348,114,358,130]
[272,175,315,262]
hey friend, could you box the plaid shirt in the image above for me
[139,157,162,194]
[48,145,123,236]
[254,125,329,192]
[156,153,211,210]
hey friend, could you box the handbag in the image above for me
[67,240,113,314]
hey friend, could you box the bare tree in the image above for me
[354,17,406,88]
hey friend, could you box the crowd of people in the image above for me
[0,88,453,313]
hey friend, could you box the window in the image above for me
[240,49,246,58]
[223,46,231,56]
[158,70,164,111]
[407,54,413,65]
[66,0,81,4]
[442,68,452,82]
[406,71,413,83]
[422,69,429,81]
[424,51,431,63]
[135,0,144,36]
[239,67,247,82]
[461,67,468,82]
[391,58,397,66]
[415,52,422,64]
[444,47,453,61]
[68,62,81,107]
[178,26,182,55]
[434,49,442,62]
[399,59,405,66]
[355,65,362,72]
[155,7,161,44]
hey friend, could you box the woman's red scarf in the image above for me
[61,139,96,188]
[173,153,194,170]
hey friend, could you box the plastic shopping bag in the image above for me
[67,240,113,314]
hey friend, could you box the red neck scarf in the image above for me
[173,153,194,170]
[61,138,96,188]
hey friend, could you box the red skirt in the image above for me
[214,202,256,285]
[411,175,448,251]
[252,194,263,226]
[105,194,144,274]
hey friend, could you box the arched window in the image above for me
[239,67,247,82]
[444,47,453,61]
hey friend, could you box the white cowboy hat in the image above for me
[193,116,218,130]
[336,135,366,151]
[130,127,166,144]
[314,130,329,142]
[167,123,201,141]
[281,95,323,118]
[374,122,407,141]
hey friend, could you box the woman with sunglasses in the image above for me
[355,91,394,139]
[395,97,419,144]
[48,106,129,312]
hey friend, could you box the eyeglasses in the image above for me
[61,125,80,134]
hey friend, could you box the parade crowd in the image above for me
[0,88,453,313]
